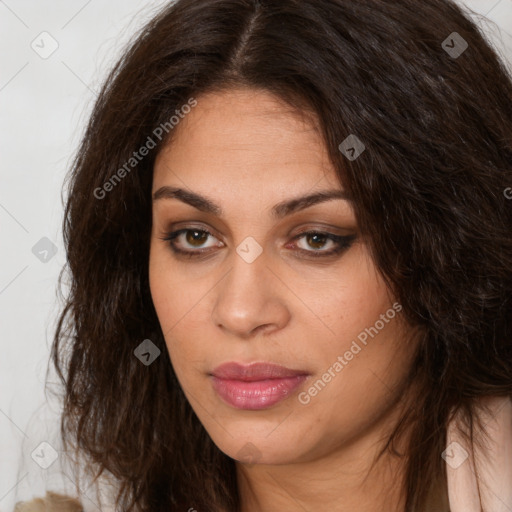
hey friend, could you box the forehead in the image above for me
[152,87,339,191]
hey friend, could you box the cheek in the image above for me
[296,249,412,409]
[149,249,184,358]
[149,241,201,331]
[297,244,393,344]
[148,248,211,382]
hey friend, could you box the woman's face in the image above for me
[149,87,418,466]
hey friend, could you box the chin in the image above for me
[206,423,310,466]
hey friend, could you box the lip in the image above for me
[210,362,309,410]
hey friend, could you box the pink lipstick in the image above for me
[210,362,309,410]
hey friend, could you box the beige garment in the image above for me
[13,491,83,512]
[446,395,512,512]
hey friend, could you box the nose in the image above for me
[210,247,291,339]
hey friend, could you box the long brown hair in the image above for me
[50,0,512,510]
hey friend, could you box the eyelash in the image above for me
[159,228,356,259]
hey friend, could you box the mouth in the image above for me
[210,362,310,410]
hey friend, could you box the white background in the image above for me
[1,1,511,510]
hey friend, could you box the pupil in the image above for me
[186,230,207,246]
[307,233,326,249]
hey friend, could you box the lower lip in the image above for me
[211,375,308,410]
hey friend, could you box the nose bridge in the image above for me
[211,242,290,336]
[228,243,268,297]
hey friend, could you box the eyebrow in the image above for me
[152,186,351,219]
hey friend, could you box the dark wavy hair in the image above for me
[50,0,512,510]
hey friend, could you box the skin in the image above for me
[149,87,420,511]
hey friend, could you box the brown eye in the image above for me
[290,231,357,258]
[303,233,329,250]
[160,228,223,257]
[185,230,210,247]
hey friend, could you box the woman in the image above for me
[51,0,512,510]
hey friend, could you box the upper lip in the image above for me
[211,362,309,381]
